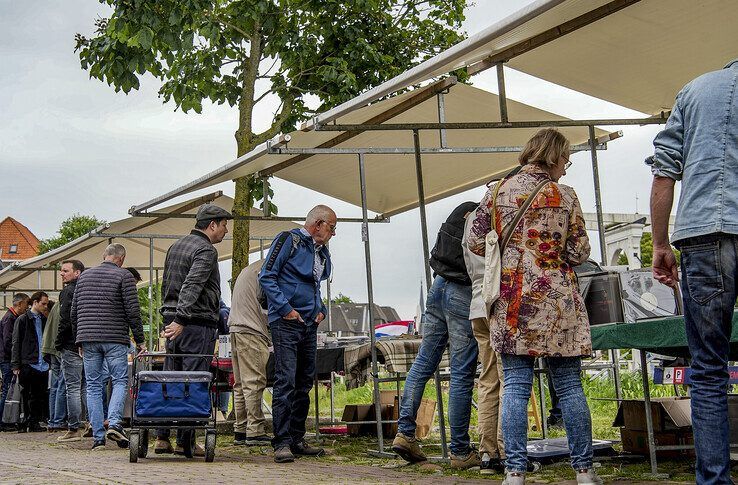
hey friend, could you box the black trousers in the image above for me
[157,325,217,443]
[19,365,48,427]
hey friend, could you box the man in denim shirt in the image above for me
[647,58,738,485]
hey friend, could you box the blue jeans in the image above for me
[61,349,85,430]
[48,355,67,428]
[0,361,12,415]
[270,318,317,450]
[679,234,738,485]
[501,355,593,472]
[397,276,478,456]
[82,343,128,441]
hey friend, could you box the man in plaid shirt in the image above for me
[155,204,232,456]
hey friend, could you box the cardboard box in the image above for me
[620,428,694,458]
[612,397,691,432]
[341,391,401,438]
[614,397,693,457]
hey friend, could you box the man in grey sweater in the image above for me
[228,259,271,445]
[73,244,145,450]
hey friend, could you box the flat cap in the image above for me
[196,204,234,222]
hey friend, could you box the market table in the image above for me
[591,311,738,358]
[589,311,738,476]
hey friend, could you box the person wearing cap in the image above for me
[155,203,232,456]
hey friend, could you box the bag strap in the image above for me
[497,179,550,253]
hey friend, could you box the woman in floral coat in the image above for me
[468,128,601,485]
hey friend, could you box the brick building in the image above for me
[0,217,40,266]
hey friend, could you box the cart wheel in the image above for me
[204,430,216,463]
[138,429,149,458]
[129,431,139,463]
[182,429,195,459]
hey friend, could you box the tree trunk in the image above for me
[230,25,263,284]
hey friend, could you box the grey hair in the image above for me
[103,243,126,259]
[12,293,29,305]
[305,205,336,226]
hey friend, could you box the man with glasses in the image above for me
[259,205,335,463]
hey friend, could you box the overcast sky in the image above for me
[1,1,674,318]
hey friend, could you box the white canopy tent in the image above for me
[0,191,299,293]
[131,81,612,216]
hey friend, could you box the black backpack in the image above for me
[429,201,479,286]
[257,231,301,310]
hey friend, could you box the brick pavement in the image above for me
[0,431,498,484]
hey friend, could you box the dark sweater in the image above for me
[55,280,78,352]
[0,308,19,362]
[160,230,221,327]
[72,261,145,346]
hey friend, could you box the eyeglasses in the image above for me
[319,220,337,234]
[563,157,572,170]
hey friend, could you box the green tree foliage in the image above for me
[75,0,467,281]
[322,292,354,305]
[138,282,163,346]
[38,214,105,254]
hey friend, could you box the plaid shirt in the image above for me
[160,230,221,327]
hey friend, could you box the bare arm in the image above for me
[650,176,678,286]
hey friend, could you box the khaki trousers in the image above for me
[230,332,270,436]
[472,317,505,458]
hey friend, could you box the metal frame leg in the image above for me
[413,129,449,459]
[358,153,386,453]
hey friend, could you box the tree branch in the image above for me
[251,94,295,146]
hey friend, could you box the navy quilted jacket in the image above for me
[72,261,145,345]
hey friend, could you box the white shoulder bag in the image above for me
[482,179,549,306]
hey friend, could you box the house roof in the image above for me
[0,217,40,261]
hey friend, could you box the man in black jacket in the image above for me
[54,259,85,442]
[0,293,29,424]
[0,293,29,421]
[11,291,49,432]
[154,204,231,456]
[74,244,146,450]
[392,202,481,469]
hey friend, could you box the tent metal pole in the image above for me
[316,115,668,131]
[436,93,448,148]
[640,350,659,474]
[260,240,264,259]
[359,153,384,452]
[271,142,610,155]
[148,237,154,350]
[589,125,608,265]
[262,177,271,217]
[496,63,509,122]
[413,129,449,460]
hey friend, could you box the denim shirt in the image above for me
[646,59,738,243]
[30,311,49,372]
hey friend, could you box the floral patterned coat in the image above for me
[468,164,592,357]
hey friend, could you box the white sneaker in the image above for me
[576,468,603,485]
[501,471,525,485]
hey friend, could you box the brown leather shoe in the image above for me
[392,432,427,463]
[154,438,174,454]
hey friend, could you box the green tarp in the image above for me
[591,312,738,358]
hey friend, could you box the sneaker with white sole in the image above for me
[576,468,603,485]
[502,471,525,485]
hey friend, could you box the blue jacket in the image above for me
[647,59,738,243]
[258,229,331,324]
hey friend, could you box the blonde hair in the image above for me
[518,128,570,168]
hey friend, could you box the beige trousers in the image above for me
[472,317,505,458]
[230,332,270,437]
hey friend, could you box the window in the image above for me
[8,244,18,254]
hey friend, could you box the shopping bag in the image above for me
[481,230,502,306]
[415,398,436,439]
[1,377,22,425]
